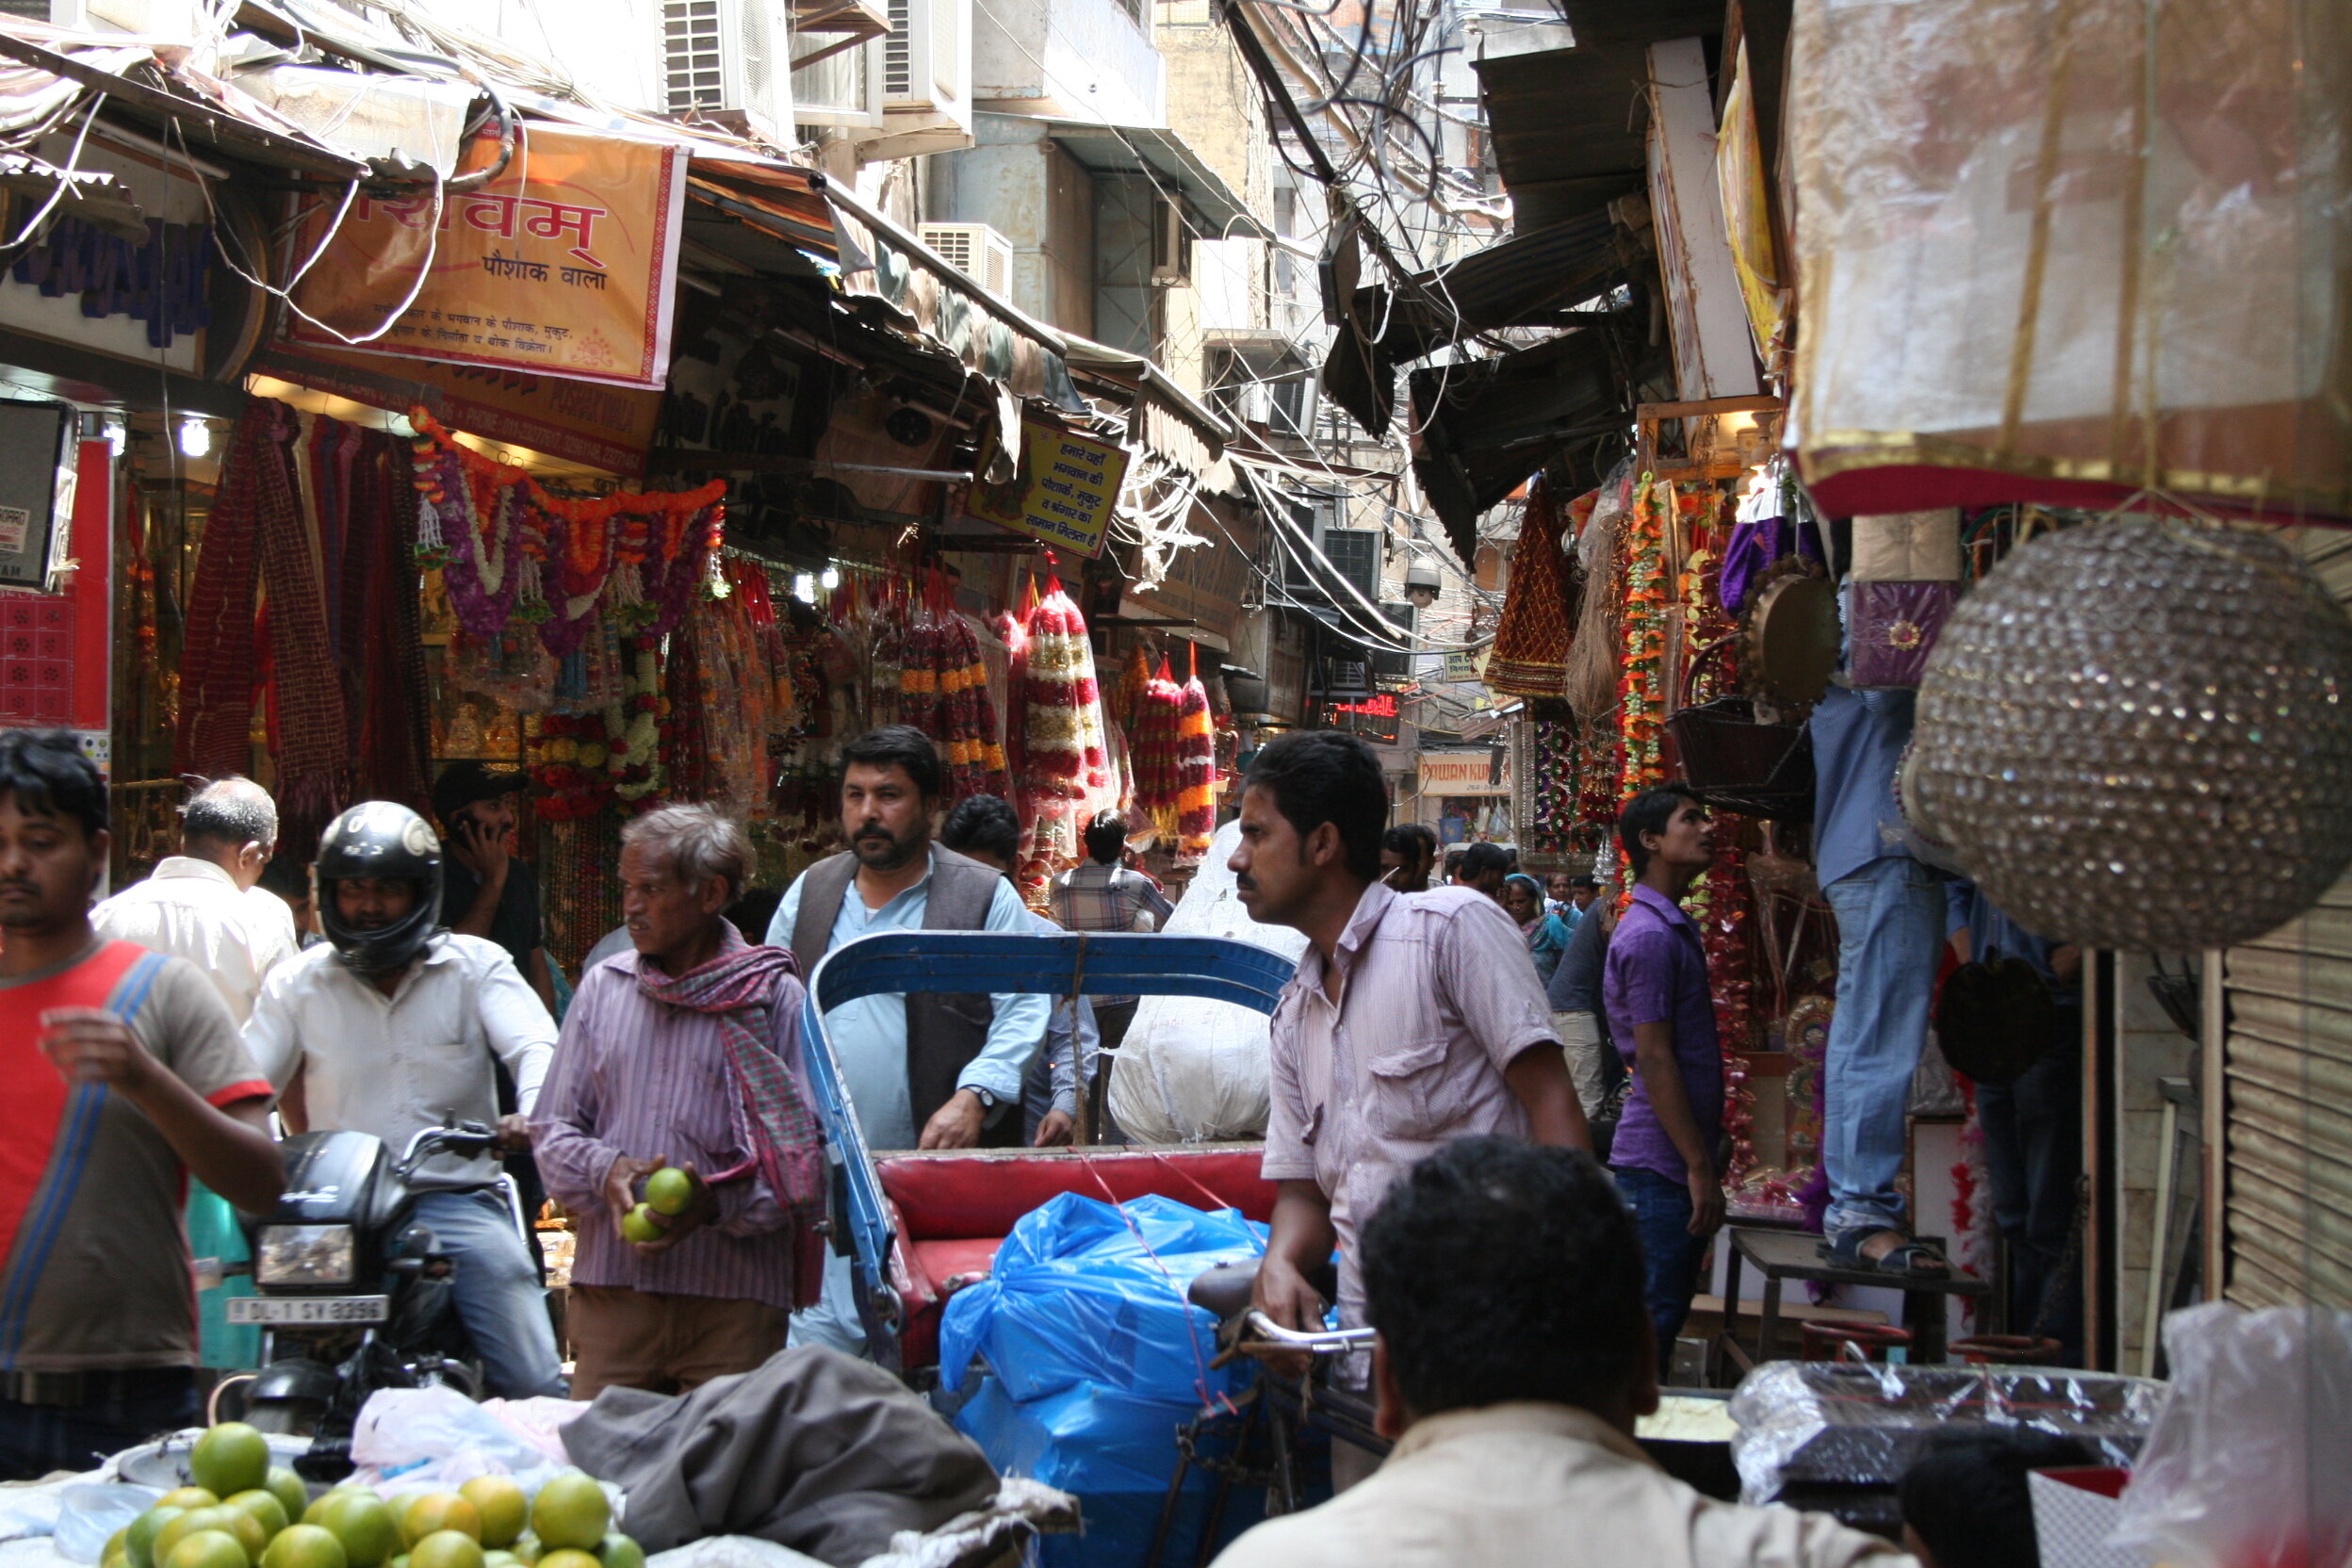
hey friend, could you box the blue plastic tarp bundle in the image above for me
[940,1191,1269,1566]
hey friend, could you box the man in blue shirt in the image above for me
[1602,786,1724,1370]
[1809,684,1951,1277]
[770,726,1050,1352]
[1948,880,2082,1360]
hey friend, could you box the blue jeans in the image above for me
[1614,1166,1710,1375]
[0,1367,196,1480]
[1821,857,1947,1245]
[412,1189,567,1397]
[1978,1021,2083,1361]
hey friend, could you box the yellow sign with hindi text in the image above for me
[286,124,687,391]
[966,417,1132,559]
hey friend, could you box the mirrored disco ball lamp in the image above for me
[1908,517,2352,950]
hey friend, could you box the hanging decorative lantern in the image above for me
[1909,517,2352,950]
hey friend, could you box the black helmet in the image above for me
[316,801,445,977]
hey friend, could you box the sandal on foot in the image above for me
[1822,1229,1952,1279]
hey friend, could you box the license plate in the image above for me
[227,1296,388,1325]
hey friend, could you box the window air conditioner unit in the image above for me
[885,0,969,113]
[1151,196,1192,285]
[662,0,794,145]
[919,222,1014,296]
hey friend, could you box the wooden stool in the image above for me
[1718,1227,1989,1375]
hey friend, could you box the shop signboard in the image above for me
[287,125,688,391]
[253,344,663,477]
[1443,650,1479,681]
[1420,748,1509,796]
[1322,692,1400,745]
[966,417,1131,558]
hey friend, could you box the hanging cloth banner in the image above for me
[288,123,689,391]
[967,416,1132,559]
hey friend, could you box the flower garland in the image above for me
[409,408,726,653]
[1615,474,1672,808]
[1175,645,1217,858]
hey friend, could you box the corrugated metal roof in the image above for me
[1472,41,1649,231]
[1358,206,1628,362]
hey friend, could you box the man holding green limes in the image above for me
[533,806,818,1397]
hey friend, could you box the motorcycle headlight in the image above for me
[255,1224,356,1286]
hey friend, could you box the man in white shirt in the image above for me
[94,777,297,1023]
[243,801,564,1397]
[1211,1138,1912,1568]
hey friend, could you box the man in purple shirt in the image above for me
[1602,784,1724,1372]
[532,805,814,1397]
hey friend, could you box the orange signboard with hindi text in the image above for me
[286,124,688,391]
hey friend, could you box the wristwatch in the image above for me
[966,1086,1000,1111]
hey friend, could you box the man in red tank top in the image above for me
[0,730,282,1478]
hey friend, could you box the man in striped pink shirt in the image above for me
[532,806,814,1397]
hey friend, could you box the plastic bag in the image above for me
[938,1191,1264,1403]
[1729,1360,2165,1505]
[1105,820,1307,1145]
[941,1193,1270,1568]
[55,1485,162,1562]
[2110,1303,2352,1568]
[349,1387,588,1500]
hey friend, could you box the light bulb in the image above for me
[792,573,816,603]
[820,565,840,591]
[177,417,211,458]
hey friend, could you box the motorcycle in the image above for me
[214,1120,535,1469]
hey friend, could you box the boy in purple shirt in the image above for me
[1601,784,1724,1371]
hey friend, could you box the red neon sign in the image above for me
[1327,693,1397,718]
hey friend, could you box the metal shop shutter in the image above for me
[2217,527,2352,1309]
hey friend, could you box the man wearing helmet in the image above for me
[243,801,566,1397]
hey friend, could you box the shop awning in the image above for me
[1409,317,1651,561]
[1472,37,1649,233]
[1351,207,1631,364]
[1039,120,1270,240]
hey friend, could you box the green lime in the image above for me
[400,1495,479,1550]
[527,1477,608,1553]
[535,1552,599,1568]
[165,1531,251,1568]
[266,1471,310,1529]
[128,1507,187,1568]
[508,1535,539,1566]
[160,1491,221,1514]
[318,1494,399,1568]
[644,1168,694,1217]
[227,1490,290,1542]
[262,1527,349,1568]
[456,1479,524,1551]
[594,1536,641,1568]
[157,1509,242,1566]
[191,1425,271,1501]
[618,1206,662,1245]
[408,1532,485,1568]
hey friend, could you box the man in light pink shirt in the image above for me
[1233,731,1589,1480]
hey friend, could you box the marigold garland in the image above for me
[1175,645,1217,856]
[409,407,725,653]
[1615,473,1672,808]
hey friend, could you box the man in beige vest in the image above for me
[766,726,1050,1354]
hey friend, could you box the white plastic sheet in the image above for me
[1104,820,1307,1144]
[2111,1303,2352,1568]
[1787,0,2349,517]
